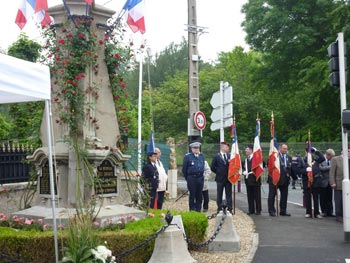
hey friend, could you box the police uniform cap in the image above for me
[147,151,157,157]
[189,142,201,148]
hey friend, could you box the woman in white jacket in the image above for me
[202,161,211,212]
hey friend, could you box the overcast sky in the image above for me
[0,0,248,62]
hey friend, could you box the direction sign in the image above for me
[210,118,233,131]
[210,85,232,108]
[194,111,206,130]
[210,104,233,122]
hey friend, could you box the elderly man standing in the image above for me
[210,141,232,214]
[182,142,205,212]
[319,149,336,217]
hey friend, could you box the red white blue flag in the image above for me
[228,123,242,185]
[268,114,280,186]
[15,0,51,30]
[85,0,93,4]
[123,0,146,34]
[252,118,264,180]
[147,130,155,153]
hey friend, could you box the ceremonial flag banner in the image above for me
[85,0,93,4]
[252,119,264,180]
[306,134,313,187]
[15,0,51,30]
[123,0,146,34]
[147,131,155,153]
[228,124,242,184]
[268,116,280,186]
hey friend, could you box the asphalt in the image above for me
[178,179,350,263]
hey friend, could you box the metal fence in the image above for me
[0,144,32,184]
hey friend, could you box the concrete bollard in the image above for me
[208,211,240,253]
[148,216,197,263]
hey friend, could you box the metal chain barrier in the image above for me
[0,253,31,263]
[114,224,169,261]
[186,210,227,248]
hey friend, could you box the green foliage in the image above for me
[0,113,11,139]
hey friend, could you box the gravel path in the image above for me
[163,196,256,263]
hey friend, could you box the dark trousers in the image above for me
[216,181,233,212]
[202,190,209,210]
[320,185,333,215]
[334,190,343,217]
[305,187,321,216]
[246,185,262,213]
[156,191,165,210]
[187,175,204,212]
[268,184,289,214]
[149,187,157,209]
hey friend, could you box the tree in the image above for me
[6,33,44,146]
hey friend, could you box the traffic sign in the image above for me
[210,85,232,108]
[194,111,206,130]
[210,118,233,131]
[210,104,233,122]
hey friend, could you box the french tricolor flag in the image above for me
[252,118,264,180]
[15,0,51,30]
[123,0,146,34]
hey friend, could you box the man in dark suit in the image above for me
[242,144,262,215]
[142,152,159,209]
[210,141,232,213]
[268,143,296,216]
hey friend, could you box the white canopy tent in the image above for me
[0,53,59,263]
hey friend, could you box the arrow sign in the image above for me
[210,104,233,122]
[210,118,233,131]
[210,85,232,108]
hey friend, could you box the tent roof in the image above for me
[0,54,50,104]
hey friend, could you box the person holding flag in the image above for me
[141,131,159,209]
[242,144,262,215]
[301,133,325,218]
[267,113,296,216]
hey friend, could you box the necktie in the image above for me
[224,154,228,162]
[327,160,330,166]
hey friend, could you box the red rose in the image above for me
[58,39,65,44]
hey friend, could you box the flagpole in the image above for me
[137,53,143,175]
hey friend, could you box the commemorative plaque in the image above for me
[95,159,117,195]
[39,162,57,195]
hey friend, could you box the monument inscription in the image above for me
[95,159,117,195]
[40,162,57,195]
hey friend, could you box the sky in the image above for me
[0,0,248,62]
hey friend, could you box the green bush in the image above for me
[0,210,208,263]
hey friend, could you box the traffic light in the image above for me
[327,40,347,87]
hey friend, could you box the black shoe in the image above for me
[256,212,261,215]
[292,186,296,189]
[280,213,291,216]
[247,212,254,215]
[269,213,276,217]
[327,214,336,217]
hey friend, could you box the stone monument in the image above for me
[14,0,145,224]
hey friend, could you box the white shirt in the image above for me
[155,159,168,192]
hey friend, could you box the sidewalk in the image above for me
[237,184,350,263]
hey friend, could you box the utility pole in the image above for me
[187,0,206,147]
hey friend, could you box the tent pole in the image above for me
[45,99,59,263]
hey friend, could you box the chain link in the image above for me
[114,224,169,260]
[186,211,227,248]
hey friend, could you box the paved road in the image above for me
[178,179,350,263]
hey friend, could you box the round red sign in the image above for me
[194,111,206,130]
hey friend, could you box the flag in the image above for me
[228,123,242,185]
[268,115,280,186]
[252,118,264,180]
[306,132,313,187]
[123,0,146,34]
[34,0,48,12]
[147,130,155,153]
[85,0,93,4]
[15,0,51,30]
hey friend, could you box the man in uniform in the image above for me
[242,144,262,215]
[182,142,205,212]
[210,141,232,214]
[268,143,296,216]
